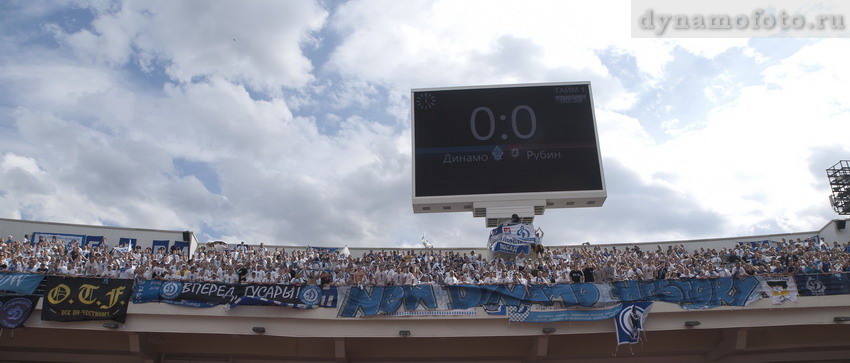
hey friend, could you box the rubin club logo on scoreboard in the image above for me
[411,82,606,213]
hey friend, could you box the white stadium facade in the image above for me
[1,217,850,362]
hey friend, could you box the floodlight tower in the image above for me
[827,160,850,215]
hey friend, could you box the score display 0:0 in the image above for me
[470,105,537,141]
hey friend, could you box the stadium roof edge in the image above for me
[0,217,193,234]
[201,218,850,249]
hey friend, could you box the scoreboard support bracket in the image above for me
[474,200,544,228]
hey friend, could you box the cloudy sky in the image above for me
[0,0,847,247]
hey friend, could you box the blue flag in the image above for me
[615,301,652,345]
[0,273,45,295]
[0,295,40,328]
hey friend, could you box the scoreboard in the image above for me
[412,82,606,213]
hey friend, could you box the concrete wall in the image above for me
[0,217,197,252]
[24,294,850,338]
[817,218,850,245]
[6,294,850,362]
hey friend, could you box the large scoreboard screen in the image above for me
[412,82,606,212]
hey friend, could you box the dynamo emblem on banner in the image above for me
[483,304,506,315]
[615,302,652,345]
[618,306,644,341]
[299,285,322,306]
[517,225,531,238]
[160,281,183,300]
[0,297,35,328]
[805,276,826,296]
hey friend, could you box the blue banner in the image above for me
[795,274,850,296]
[488,223,540,255]
[338,277,762,317]
[0,273,45,295]
[133,280,217,307]
[228,287,337,309]
[152,240,169,252]
[508,304,624,322]
[85,235,104,247]
[133,279,336,309]
[172,241,189,253]
[338,285,608,317]
[338,285,446,317]
[490,240,532,254]
[445,284,608,309]
[0,295,40,328]
[31,232,85,247]
[616,302,653,345]
[307,246,339,253]
[608,276,761,310]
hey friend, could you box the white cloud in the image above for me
[2,63,416,245]
[673,38,750,59]
[50,0,328,91]
[596,109,655,155]
[327,1,627,88]
[635,43,850,233]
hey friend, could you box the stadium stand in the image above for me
[2,218,850,362]
[2,234,849,285]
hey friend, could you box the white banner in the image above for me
[760,276,798,304]
[488,223,541,254]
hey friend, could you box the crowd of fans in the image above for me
[2,234,850,287]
